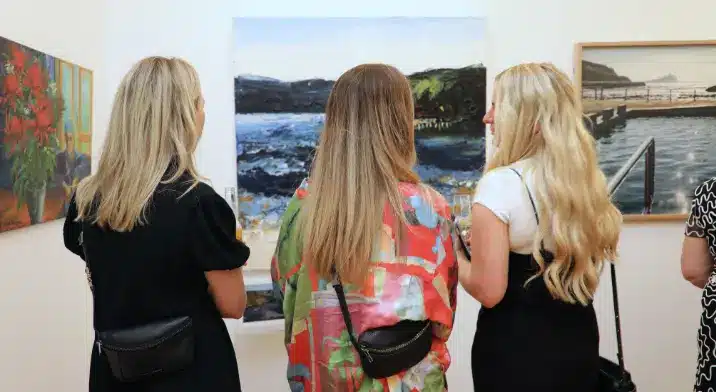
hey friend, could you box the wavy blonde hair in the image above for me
[74,56,203,231]
[301,64,421,285]
[486,62,622,305]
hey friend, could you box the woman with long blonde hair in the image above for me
[271,64,458,391]
[63,57,249,391]
[457,63,622,391]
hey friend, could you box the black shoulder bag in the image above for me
[332,277,433,379]
[80,230,195,383]
[281,202,433,379]
[509,168,636,392]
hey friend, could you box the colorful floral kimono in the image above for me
[271,179,458,392]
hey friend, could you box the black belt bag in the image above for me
[80,230,195,383]
[96,316,195,382]
[332,278,432,379]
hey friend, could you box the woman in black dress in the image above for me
[682,178,716,391]
[456,63,622,391]
[63,56,250,392]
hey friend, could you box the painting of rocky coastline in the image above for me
[577,41,716,218]
[233,17,487,233]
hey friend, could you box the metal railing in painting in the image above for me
[606,136,656,214]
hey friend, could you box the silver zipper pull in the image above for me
[96,340,102,355]
[360,345,373,363]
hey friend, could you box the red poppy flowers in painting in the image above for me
[0,41,65,227]
[1,43,63,150]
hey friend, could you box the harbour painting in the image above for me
[0,36,92,234]
[243,281,284,323]
[576,41,716,218]
[233,17,487,238]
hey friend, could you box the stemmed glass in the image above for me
[452,193,472,220]
[224,187,242,240]
[452,192,472,258]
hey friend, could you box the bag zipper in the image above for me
[360,321,431,362]
[98,320,192,352]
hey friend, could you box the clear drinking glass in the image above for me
[452,193,472,219]
[224,187,242,240]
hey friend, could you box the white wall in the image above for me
[0,1,105,391]
[1,0,712,391]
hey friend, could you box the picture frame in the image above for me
[233,17,487,265]
[241,270,284,325]
[0,36,93,234]
[574,40,716,223]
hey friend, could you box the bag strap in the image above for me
[509,167,627,374]
[509,168,543,250]
[609,259,627,373]
[280,198,365,356]
[78,228,94,293]
[331,274,369,358]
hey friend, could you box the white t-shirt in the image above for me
[472,159,554,255]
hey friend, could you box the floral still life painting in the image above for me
[0,36,92,234]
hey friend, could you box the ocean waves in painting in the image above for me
[236,113,484,230]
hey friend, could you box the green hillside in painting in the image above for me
[234,65,486,133]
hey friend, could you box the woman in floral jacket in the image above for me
[271,64,458,392]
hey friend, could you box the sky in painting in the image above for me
[583,45,716,84]
[232,17,486,81]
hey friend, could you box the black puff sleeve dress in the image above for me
[63,176,250,392]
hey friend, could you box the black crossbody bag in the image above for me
[80,230,196,383]
[510,168,636,392]
[332,275,433,379]
[279,202,433,379]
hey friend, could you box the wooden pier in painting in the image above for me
[584,103,716,134]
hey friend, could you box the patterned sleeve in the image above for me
[428,188,459,342]
[686,179,716,238]
[270,180,307,343]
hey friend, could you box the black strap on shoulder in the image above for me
[509,168,539,225]
[510,168,627,376]
[331,273,364,354]
[510,168,544,252]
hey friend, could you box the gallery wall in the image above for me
[0,0,106,391]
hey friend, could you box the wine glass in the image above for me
[452,193,472,220]
[224,187,242,240]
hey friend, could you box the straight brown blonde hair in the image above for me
[300,64,421,285]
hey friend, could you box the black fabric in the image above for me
[63,176,249,392]
[471,168,600,391]
[508,169,635,391]
[332,280,432,379]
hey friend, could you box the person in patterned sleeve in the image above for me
[682,178,716,392]
[271,64,458,392]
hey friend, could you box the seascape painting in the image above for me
[0,36,92,234]
[233,17,487,235]
[243,281,284,323]
[578,42,716,217]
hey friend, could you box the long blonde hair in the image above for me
[301,64,421,285]
[74,56,203,231]
[486,63,622,305]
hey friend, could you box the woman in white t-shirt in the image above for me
[456,63,622,392]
